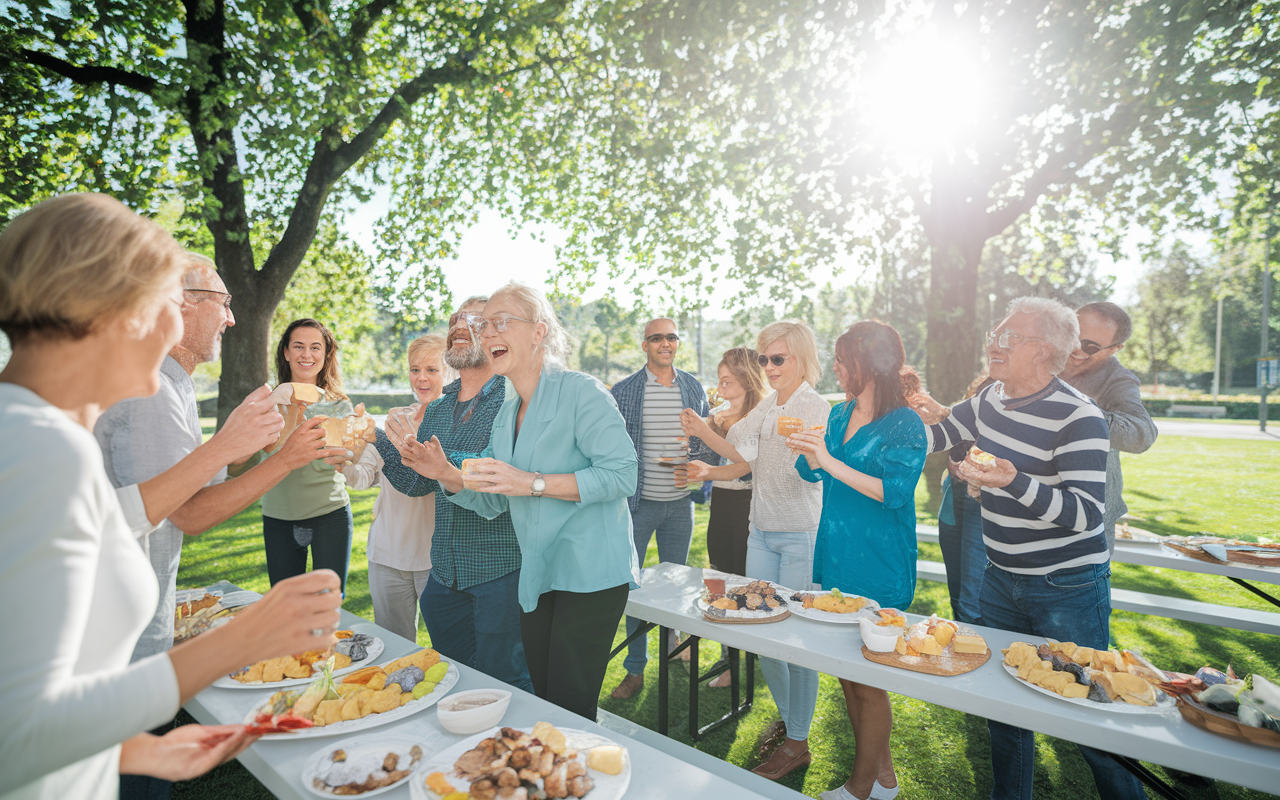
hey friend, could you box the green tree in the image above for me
[592,297,640,383]
[1127,244,1205,388]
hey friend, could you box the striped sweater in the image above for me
[928,379,1110,574]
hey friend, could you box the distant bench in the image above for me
[1167,404,1227,419]
[913,525,1280,636]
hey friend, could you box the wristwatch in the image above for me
[530,472,546,498]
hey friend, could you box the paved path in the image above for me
[1154,418,1280,441]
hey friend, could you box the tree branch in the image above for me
[348,0,399,45]
[19,48,158,94]
[291,1,318,36]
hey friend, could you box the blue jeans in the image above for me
[980,562,1146,800]
[420,569,534,693]
[622,497,694,675]
[937,484,986,625]
[746,525,819,741]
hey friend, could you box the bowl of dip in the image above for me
[436,689,512,735]
[859,617,903,653]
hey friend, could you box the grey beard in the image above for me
[445,341,487,370]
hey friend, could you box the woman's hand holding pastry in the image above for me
[215,384,287,464]
[277,417,346,470]
[230,570,343,663]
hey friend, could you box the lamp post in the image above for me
[1213,287,1224,403]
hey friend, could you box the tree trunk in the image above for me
[216,288,276,427]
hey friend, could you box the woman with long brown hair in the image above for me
[788,320,928,800]
[258,318,355,590]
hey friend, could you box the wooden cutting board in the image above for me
[703,610,791,625]
[862,645,990,676]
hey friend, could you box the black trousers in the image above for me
[520,584,629,721]
[705,486,752,576]
[262,505,353,593]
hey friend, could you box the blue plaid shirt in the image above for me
[375,375,520,590]
[610,366,712,512]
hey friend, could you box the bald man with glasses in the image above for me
[1059,301,1158,551]
[608,317,712,699]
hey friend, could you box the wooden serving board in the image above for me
[1166,544,1280,569]
[861,645,990,676]
[1177,697,1280,749]
[703,610,791,625]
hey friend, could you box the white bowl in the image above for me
[436,689,512,735]
[859,618,903,653]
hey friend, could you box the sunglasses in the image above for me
[1079,339,1119,356]
[757,354,793,368]
[646,333,680,344]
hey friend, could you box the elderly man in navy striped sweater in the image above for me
[912,296,1145,800]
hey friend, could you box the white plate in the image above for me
[217,590,263,608]
[175,587,223,603]
[786,590,881,625]
[215,637,386,689]
[302,734,428,797]
[1001,660,1176,715]
[697,580,791,620]
[247,662,460,739]
[409,726,631,800]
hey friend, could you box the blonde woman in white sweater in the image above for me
[0,194,342,800]
[337,334,454,640]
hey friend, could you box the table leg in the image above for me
[1228,576,1280,608]
[659,625,671,736]
[1111,755,1194,800]
[688,636,700,741]
[607,621,656,661]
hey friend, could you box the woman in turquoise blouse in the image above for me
[394,282,639,719]
[789,320,927,800]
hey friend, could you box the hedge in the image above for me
[198,392,416,417]
[1142,398,1280,420]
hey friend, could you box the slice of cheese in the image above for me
[909,634,943,656]
[953,635,987,655]
[894,635,907,655]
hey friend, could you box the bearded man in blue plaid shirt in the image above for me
[608,317,712,699]
[378,297,533,693]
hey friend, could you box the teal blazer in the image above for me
[448,367,641,612]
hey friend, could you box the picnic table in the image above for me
[183,606,801,800]
[624,562,1280,799]
[915,524,1280,635]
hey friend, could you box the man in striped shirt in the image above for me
[913,296,1145,800]
[608,317,711,699]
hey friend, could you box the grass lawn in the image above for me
[175,433,1278,799]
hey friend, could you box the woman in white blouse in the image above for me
[687,320,829,781]
[337,333,453,640]
[0,194,343,800]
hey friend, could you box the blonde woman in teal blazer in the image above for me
[394,282,639,718]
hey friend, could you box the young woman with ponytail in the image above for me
[787,320,928,800]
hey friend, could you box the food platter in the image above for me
[1000,646,1177,716]
[860,613,990,676]
[1114,524,1166,547]
[247,662,460,740]
[301,734,427,797]
[214,635,385,689]
[1002,661,1176,714]
[698,580,791,624]
[787,588,881,625]
[410,725,631,800]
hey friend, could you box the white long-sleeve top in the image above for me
[343,444,435,571]
[0,384,181,800]
[733,383,829,533]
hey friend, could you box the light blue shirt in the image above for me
[448,367,641,612]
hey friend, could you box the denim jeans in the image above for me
[980,562,1146,800]
[746,525,819,741]
[420,569,534,693]
[622,497,694,675]
[937,487,986,625]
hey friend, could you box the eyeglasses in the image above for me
[986,329,1042,350]
[470,314,533,334]
[451,312,483,329]
[185,289,233,311]
[1079,339,1119,356]
[757,354,793,368]
[646,333,680,344]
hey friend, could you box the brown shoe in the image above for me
[609,673,644,699]
[751,740,811,781]
[708,670,733,688]
[756,720,787,759]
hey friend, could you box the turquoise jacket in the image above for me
[448,367,641,612]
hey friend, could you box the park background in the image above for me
[2,0,1279,797]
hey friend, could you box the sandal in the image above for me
[751,740,811,781]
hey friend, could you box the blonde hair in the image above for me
[710,346,769,437]
[757,320,822,388]
[407,332,456,381]
[488,281,572,366]
[0,193,185,343]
